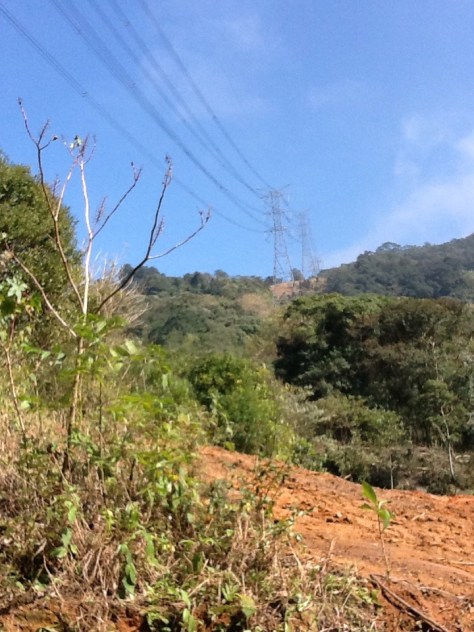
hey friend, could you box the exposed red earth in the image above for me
[198,446,474,632]
[1,446,473,631]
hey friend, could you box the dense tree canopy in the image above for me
[275,293,474,450]
[0,152,78,300]
[321,236,474,299]
[125,264,273,354]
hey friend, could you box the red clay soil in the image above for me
[199,446,474,632]
[1,446,473,631]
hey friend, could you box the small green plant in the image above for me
[361,481,393,576]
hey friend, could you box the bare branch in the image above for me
[81,155,93,316]
[19,101,84,310]
[94,197,108,226]
[18,98,53,151]
[2,319,27,441]
[96,159,209,314]
[96,209,209,313]
[93,163,142,239]
[147,156,173,252]
[149,209,211,260]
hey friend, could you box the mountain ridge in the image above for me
[319,233,474,299]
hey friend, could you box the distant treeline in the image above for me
[124,265,272,298]
[320,237,474,299]
[124,265,274,353]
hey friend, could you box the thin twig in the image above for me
[2,323,26,441]
[93,163,142,238]
[370,574,451,632]
[148,209,211,261]
[19,99,85,311]
[96,160,209,313]
[80,152,93,316]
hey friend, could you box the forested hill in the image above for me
[124,265,274,352]
[126,232,474,350]
[320,234,474,299]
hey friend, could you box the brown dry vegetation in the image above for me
[198,446,474,632]
[2,446,473,631]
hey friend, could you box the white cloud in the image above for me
[223,15,268,54]
[401,114,452,148]
[308,79,366,110]
[324,115,474,268]
[143,7,278,121]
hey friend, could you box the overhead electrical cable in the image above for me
[48,0,267,227]
[172,178,262,232]
[138,0,273,190]
[0,2,263,234]
[93,0,264,202]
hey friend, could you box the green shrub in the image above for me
[187,354,285,456]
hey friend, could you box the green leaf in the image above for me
[125,561,137,586]
[94,318,108,334]
[61,528,73,547]
[0,297,16,316]
[124,340,138,355]
[379,507,392,530]
[361,481,377,506]
[182,608,197,632]
[52,546,67,559]
[122,576,135,596]
[239,594,256,619]
[192,551,204,574]
[143,531,157,565]
[66,504,77,524]
[180,589,192,609]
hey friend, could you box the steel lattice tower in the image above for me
[264,189,293,281]
[298,210,319,279]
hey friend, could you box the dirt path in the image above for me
[199,446,474,632]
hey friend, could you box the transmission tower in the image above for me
[264,189,294,282]
[298,210,320,279]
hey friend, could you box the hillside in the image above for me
[3,447,473,631]
[128,233,474,348]
[198,447,474,632]
[126,265,275,353]
[320,235,474,299]
[4,128,474,632]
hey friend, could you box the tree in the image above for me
[1,104,209,469]
[0,151,78,301]
[322,235,474,300]
[187,353,281,455]
[275,293,474,451]
[292,268,304,282]
[275,293,387,397]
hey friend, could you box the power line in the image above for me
[0,2,263,235]
[138,0,273,190]
[173,177,263,232]
[48,0,267,227]
[94,0,264,202]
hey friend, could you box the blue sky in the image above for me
[2,1,474,278]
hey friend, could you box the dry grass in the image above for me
[0,417,384,631]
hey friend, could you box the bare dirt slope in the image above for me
[1,447,473,631]
[199,446,474,632]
